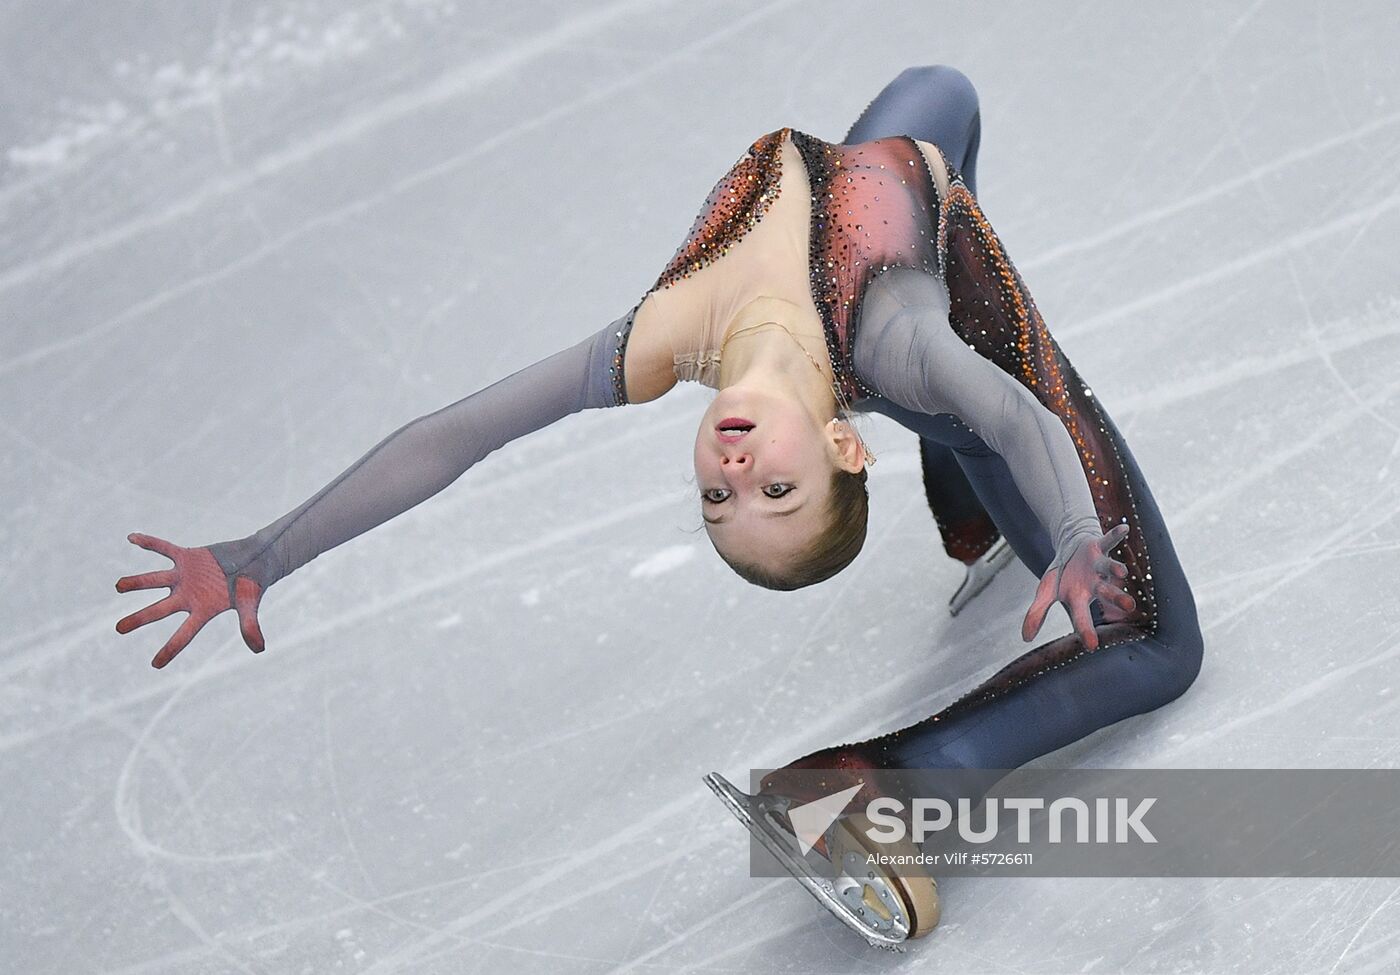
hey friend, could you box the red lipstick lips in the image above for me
[715,417,755,444]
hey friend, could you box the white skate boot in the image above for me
[704,772,940,950]
[948,537,1015,616]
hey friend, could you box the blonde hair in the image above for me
[717,467,869,590]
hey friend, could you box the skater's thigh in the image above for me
[1096,413,1202,647]
[889,623,1193,774]
[951,443,1056,577]
[857,395,1053,572]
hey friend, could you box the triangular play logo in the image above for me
[786,782,865,856]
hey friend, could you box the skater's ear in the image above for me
[825,417,868,474]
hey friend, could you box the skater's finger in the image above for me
[1099,523,1130,554]
[116,569,176,593]
[1100,559,1129,581]
[151,614,204,669]
[234,577,265,654]
[116,594,182,634]
[1068,596,1099,650]
[1021,601,1047,643]
[1093,555,1129,582]
[1096,582,1136,615]
[1021,570,1059,642]
[128,532,179,560]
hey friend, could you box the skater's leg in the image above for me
[843,64,983,195]
[874,429,1200,776]
[859,397,1042,574]
[907,409,1115,626]
[944,432,1058,578]
[920,438,1000,564]
[786,407,1202,801]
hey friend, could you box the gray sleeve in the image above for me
[208,310,634,590]
[854,269,1102,570]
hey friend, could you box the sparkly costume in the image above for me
[626,125,1102,574]
[616,66,1200,778]
[201,66,1200,785]
[795,65,1202,779]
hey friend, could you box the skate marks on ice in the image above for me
[0,0,675,296]
[0,0,807,378]
[7,0,1400,972]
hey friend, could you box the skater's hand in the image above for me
[116,533,265,668]
[1020,524,1135,650]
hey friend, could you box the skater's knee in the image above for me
[895,65,979,113]
[1168,623,1204,699]
[1157,584,1205,698]
[1140,621,1203,705]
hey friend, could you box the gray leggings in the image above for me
[821,66,1203,774]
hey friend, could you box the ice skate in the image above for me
[704,772,940,950]
[949,536,1014,616]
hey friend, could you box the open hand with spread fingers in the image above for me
[1020,523,1135,650]
[115,532,265,668]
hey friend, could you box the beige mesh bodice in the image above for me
[630,129,818,391]
[620,127,949,400]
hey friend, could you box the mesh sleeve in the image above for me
[854,269,1102,570]
[208,310,634,590]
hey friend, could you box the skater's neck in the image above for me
[716,300,836,419]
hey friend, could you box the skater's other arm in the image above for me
[117,307,646,668]
[855,269,1100,569]
[854,269,1135,648]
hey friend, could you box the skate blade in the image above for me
[703,772,913,950]
[949,537,1015,616]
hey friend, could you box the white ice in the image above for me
[4,1,1400,972]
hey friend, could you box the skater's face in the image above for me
[694,387,864,574]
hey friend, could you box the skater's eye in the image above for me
[702,488,732,503]
[762,482,795,499]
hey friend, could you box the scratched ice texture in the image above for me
[3,1,1399,972]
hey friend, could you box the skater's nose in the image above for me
[720,450,753,481]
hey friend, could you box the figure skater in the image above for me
[116,65,1202,946]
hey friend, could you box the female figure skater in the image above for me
[115,66,1202,947]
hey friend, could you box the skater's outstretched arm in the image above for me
[117,311,637,668]
[854,268,1135,648]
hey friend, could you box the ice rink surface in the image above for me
[4,1,1399,971]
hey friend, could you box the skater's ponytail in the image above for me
[719,467,869,591]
